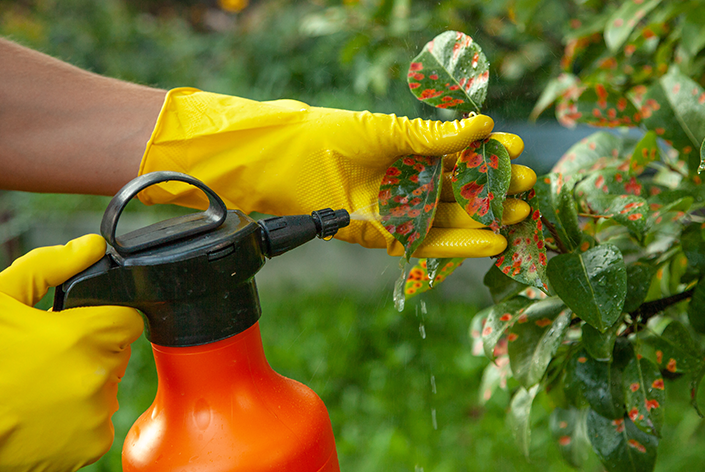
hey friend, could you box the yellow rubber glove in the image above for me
[0,235,143,472]
[139,88,537,258]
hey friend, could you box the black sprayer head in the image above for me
[53,172,350,347]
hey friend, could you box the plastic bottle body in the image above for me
[122,322,339,472]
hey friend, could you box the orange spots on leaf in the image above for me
[630,382,640,392]
[628,439,647,453]
[652,378,665,390]
[667,358,677,372]
[578,356,587,363]
[507,332,519,342]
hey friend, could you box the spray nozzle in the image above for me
[258,209,350,258]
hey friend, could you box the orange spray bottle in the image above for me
[54,172,348,471]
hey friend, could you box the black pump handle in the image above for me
[101,171,227,254]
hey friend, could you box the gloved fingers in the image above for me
[0,234,106,307]
[70,305,144,352]
[387,227,507,258]
[488,132,525,159]
[508,164,537,195]
[340,112,494,166]
[440,164,537,201]
[433,199,531,229]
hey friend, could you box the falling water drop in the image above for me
[419,323,426,339]
[431,408,438,430]
[393,258,409,312]
[420,299,427,316]
[415,466,424,472]
[431,375,437,394]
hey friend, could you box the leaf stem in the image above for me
[578,212,613,219]
[540,216,569,254]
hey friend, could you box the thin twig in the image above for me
[541,216,569,254]
[620,289,696,336]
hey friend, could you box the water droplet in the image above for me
[419,323,426,339]
[393,258,409,312]
[415,466,424,472]
[431,375,437,394]
[431,408,438,430]
[420,299,427,316]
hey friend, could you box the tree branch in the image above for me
[541,216,569,254]
[620,289,695,336]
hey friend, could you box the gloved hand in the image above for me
[139,88,536,258]
[0,235,143,472]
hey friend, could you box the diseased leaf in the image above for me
[586,411,658,472]
[451,138,512,230]
[649,320,703,374]
[583,320,621,362]
[404,258,463,298]
[508,384,541,458]
[469,310,489,357]
[535,173,582,252]
[604,0,662,52]
[552,131,623,176]
[630,131,660,176]
[564,349,625,419]
[478,355,511,405]
[379,155,443,258]
[623,354,665,436]
[556,83,642,128]
[407,31,489,113]
[483,264,527,303]
[690,365,705,417]
[507,297,570,387]
[640,68,705,173]
[530,72,578,121]
[548,244,627,333]
[549,407,591,468]
[482,297,535,361]
[681,222,705,273]
[495,189,549,291]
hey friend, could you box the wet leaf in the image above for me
[549,407,591,468]
[556,83,641,128]
[604,0,662,52]
[483,264,527,303]
[530,73,578,121]
[535,173,582,252]
[507,297,570,387]
[564,348,625,419]
[552,131,623,176]
[690,365,705,417]
[403,258,463,299]
[630,131,660,176]
[508,384,541,458]
[624,261,658,313]
[407,31,489,113]
[451,138,512,230]
[583,319,621,362]
[548,244,627,333]
[649,320,703,374]
[623,353,665,436]
[586,411,658,472]
[495,189,549,291]
[681,9,705,57]
[379,155,443,259]
[688,277,705,334]
[681,222,705,273]
[482,297,535,361]
[470,310,489,357]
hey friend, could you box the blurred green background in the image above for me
[2,0,704,470]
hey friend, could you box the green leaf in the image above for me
[604,0,662,52]
[639,68,705,173]
[507,297,570,387]
[379,155,443,259]
[586,411,658,472]
[483,264,527,303]
[650,320,703,374]
[688,277,705,334]
[623,354,665,436]
[681,9,705,57]
[482,297,535,361]
[508,384,541,458]
[700,137,705,174]
[583,320,621,362]
[548,244,627,333]
[552,131,623,176]
[404,258,463,299]
[535,173,582,252]
[690,365,705,417]
[478,355,511,405]
[495,189,549,291]
[530,73,578,121]
[565,349,625,419]
[681,222,705,273]
[451,138,512,230]
[556,83,642,128]
[407,31,489,113]
[629,131,660,176]
[624,261,658,313]
[549,407,591,468]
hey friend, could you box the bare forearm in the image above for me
[0,38,166,195]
